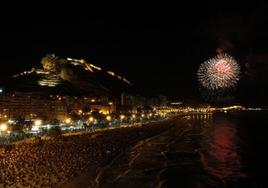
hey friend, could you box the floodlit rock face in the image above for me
[41,54,58,71]
[1,54,132,96]
[60,65,76,82]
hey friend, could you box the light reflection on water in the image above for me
[200,114,247,181]
[94,113,259,188]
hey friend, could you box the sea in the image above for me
[94,111,268,188]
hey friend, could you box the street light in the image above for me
[89,117,94,122]
[120,115,125,120]
[0,123,7,131]
[34,119,42,126]
[65,118,71,124]
[131,114,136,125]
[106,115,111,121]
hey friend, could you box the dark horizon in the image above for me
[1,3,268,105]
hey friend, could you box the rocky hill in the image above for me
[0,54,132,97]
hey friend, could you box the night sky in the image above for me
[1,3,268,105]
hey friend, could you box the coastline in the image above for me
[62,118,176,188]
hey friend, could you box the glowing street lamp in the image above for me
[89,117,94,122]
[65,118,71,124]
[132,114,136,118]
[0,123,7,131]
[34,119,42,126]
[106,115,112,121]
[141,114,145,118]
[120,115,125,121]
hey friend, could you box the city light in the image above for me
[141,114,145,117]
[89,64,102,71]
[8,119,15,124]
[106,115,112,121]
[107,71,115,76]
[0,88,3,93]
[120,115,125,120]
[65,118,71,124]
[99,109,109,115]
[91,99,96,102]
[31,126,40,132]
[89,117,94,122]
[0,123,7,131]
[34,119,42,126]
[132,114,136,118]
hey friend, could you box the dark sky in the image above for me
[1,3,268,104]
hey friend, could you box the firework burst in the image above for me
[197,53,240,90]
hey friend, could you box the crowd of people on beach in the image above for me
[0,120,172,187]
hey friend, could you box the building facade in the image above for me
[0,92,67,122]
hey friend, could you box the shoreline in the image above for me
[63,120,175,188]
[62,118,176,188]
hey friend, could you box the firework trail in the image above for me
[198,53,240,90]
